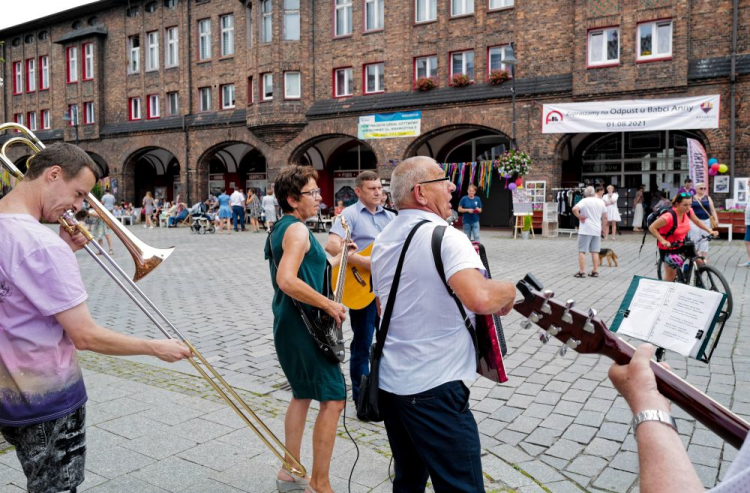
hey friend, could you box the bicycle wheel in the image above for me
[694,265,733,321]
[656,255,686,283]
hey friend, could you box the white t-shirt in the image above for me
[229,191,245,207]
[101,193,116,212]
[576,197,607,236]
[371,209,485,396]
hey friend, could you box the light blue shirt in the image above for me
[329,200,394,250]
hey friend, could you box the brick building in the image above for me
[1,0,749,226]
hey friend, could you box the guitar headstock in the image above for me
[338,216,352,243]
[514,273,619,358]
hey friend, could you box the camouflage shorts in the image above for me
[0,406,86,493]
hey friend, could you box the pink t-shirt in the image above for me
[657,208,693,250]
[0,214,88,425]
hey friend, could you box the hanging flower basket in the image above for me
[489,69,510,85]
[450,74,472,88]
[494,150,532,178]
[415,77,437,92]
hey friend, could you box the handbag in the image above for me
[696,198,718,230]
[357,220,430,422]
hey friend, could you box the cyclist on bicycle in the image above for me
[649,192,718,282]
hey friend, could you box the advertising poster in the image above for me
[358,111,422,140]
[333,171,358,207]
[687,138,708,187]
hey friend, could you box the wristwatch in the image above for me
[631,409,678,436]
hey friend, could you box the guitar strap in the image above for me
[431,226,480,364]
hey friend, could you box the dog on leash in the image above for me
[599,248,619,267]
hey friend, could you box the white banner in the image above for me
[542,95,720,134]
[358,111,422,140]
[687,138,708,188]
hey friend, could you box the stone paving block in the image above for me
[133,456,213,492]
[472,398,505,414]
[570,379,599,392]
[596,422,629,442]
[545,439,584,461]
[534,391,562,406]
[85,476,169,493]
[604,406,632,424]
[554,401,584,417]
[84,445,155,479]
[582,398,613,413]
[177,440,251,472]
[561,424,598,444]
[610,451,639,473]
[691,429,726,449]
[97,414,171,440]
[590,387,618,400]
[77,471,108,492]
[592,467,637,491]
[169,418,235,444]
[0,464,26,488]
[560,390,590,403]
[120,431,197,460]
[518,460,565,483]
[488,443,533,464]
[478,418,507,437]
[688,444,722,468]
[481,455,535,488]
[525,373,554,386]
[543,381,572,393]
[539,454,568,471]
[573,410,604,428]
[562,470,591,487]
[488,386,515,400]
[200,407,250,430]
[496,429,527,446]
[506,394,535,409]
[517,484,546,493]
[544,480,588,493]
[519,442,546,457]
[90,397,154,418]
[584,438,621,459]
[179,478,246,493]
[694,464,719,489]
[522,404,555,420]
[525,427,563,447]
[507,416,543,434]
[539,413,574,431]
[565,455,608,477]
[515,383,544,396]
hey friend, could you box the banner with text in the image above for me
[687,138,708,188]
[358,111,422,140]
[542,95,720,134]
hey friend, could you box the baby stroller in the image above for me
[190,203,216,234]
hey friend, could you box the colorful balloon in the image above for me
[708,168,718,176]
[718,164,728,173]
[508,183,517,191]
[504,173,513,179]
[711,163,720,171]
[515,178,524,186]
[708,158,718,165]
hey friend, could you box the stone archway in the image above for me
[196,141,267,200]
[123,147,181,205]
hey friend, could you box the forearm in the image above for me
[76,324,156,356]
[347,254,370,270]
[636,422,704,493]
[471,280,517,315]
[279,277,331,310]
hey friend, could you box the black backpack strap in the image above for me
[431,226,479,359]
[373,219,430,359]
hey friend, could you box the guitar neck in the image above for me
[606,336,748,450]
[332,234,350,305]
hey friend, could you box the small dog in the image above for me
[599,248,619,267]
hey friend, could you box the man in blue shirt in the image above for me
[458,185,483,241]
[326,171,394,407]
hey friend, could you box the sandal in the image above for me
[588,271,599,277]
[573,272,586,278]
[108,249,114,255]
[276,468,309,492]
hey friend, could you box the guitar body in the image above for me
[473,243,509,383]
[331,243,375,310]
[309,262,346,364]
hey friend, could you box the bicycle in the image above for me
[655,236,733,323]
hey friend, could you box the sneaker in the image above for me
[740,261,750,267]
[143,225,148,229]
[149,226,154,229]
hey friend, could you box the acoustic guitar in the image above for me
[514,273,749,450]
[331,241,375,310]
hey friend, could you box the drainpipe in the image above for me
[185,0,193,204]
[730,0,738,194]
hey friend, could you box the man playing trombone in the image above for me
[0,143,191,493]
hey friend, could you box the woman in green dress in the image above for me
[265,165,352,493]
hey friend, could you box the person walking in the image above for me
[265,165,355,493]
[230,188,246,232]
[572,186,608,278]
[458,184,482,241]
[603,185,620,240]
[262,188,278,232]
[142,191,155,229]
[217,190,233,234]
[633,184,645,232]
[246,188,262,233]
[741,200,750,267]
[0,143,191,493]
[688,182,719,264]
[96,187,116,254]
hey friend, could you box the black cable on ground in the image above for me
[340,371,360,493]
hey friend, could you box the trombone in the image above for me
[0,123,306,478]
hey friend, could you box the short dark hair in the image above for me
[274,165,318,213]
[24,143,100,182]
[685,178,693,184]
[355,170,379,189]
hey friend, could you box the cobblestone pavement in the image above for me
[1,225,748,492]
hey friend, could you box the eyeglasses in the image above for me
[678,192,692,198]
[300,188,321,198]
[698,187,707,190]
[411,176,450,191]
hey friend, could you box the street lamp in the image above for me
[62,109,79,146]
[504,42,518,151]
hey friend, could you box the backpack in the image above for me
[639,205,677,255]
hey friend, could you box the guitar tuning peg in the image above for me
[540,290,554,314]
[529,312,541,324]
[538,330,550,344]
[562,299,575,324]
[565,338,581,349]
[584,308,597,334]
[558,345,568,357]
[548,325,561,336]
[521,319,532,330]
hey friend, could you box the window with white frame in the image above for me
[199,87,212,111]
[83,43,94,79]
[68,104,79,125]
[40,56,49,90]
[221,14,235,56]
[638,20,672,60]
[335,0,352,36]
[165,27,179,67]
[334,67,353,97]
[365,63,384,93]
[129,98,141,120]
[488,0,513,9]
[148,94,160,118]
[284,0,300,40]
[415,0,437,22]
[146,31,159,70]
[221,84,236,108]
[167,91,180,115]
[451,0,473,16]
[365,0,384,31]
[84,102,95,124]
[261,0,272,43]
[588,27,619,66]
[27,112,37,130]
[128,35,140,73]
[42,110,50,129]
[488,45,511,72]
[67,46,78,83]
[415,55,437,80]
[13,62,22,94]
[26,59,36,91]
[451,50,474,80]
[199,19,211,60]
[262,73,273,100]
[284,72,300,99]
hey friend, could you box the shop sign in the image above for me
[247,173,266,180]
[358,111,421,140]
[333,171,358,178]
[542,95,720,134]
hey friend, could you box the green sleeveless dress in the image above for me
[265,215,346,402]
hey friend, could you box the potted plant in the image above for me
[415,77,437,92]
[489,69,510,85]
[450,73,471,88]
[521,215,532,240]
